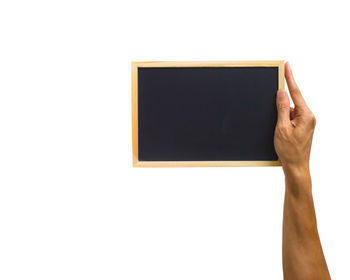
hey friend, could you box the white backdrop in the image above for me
[0,0,349,279]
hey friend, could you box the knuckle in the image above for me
[290,88,301,96]
[306,112,316,127]
[278,102,289,110]
[276,124,291,138]
[311,115,317,126]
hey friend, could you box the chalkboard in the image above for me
[132,61,284,167]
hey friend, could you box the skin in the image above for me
[274,62,331,280]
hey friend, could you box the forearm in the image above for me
[282,167,330,279]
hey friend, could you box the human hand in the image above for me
[274,62,316,174]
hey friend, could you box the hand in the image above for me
[274,62,316,174]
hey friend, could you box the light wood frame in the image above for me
[132,61,284,167]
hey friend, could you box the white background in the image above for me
[0,0,349,279]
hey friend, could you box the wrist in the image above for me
[282,162,310,178]
[283,163,312,194]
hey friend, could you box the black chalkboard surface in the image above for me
[132,61,284,167]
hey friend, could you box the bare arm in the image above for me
[274,62,330,280]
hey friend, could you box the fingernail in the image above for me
[277,90,286,97]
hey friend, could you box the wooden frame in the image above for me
[132,61,284,167]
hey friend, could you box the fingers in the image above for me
[285,62,306,107]
[276,90,291,125]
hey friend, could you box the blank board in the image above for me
[132,61,284,167]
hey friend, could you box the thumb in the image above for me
[276,90,290,124]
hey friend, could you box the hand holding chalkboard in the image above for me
[274,62,316,171]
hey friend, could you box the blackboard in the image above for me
[132,61,284,167]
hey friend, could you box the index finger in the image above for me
[285,62,306,107]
